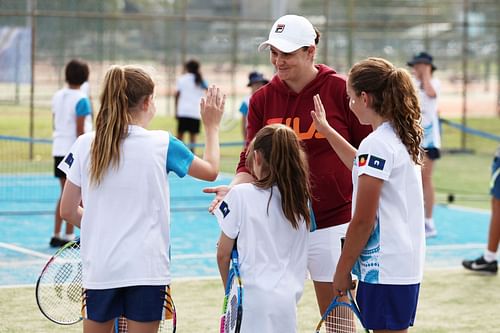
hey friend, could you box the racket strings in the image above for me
[36,243,83,324]
[322,306,360,333]
[223,276,242,333]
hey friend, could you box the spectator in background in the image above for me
[462,146,500,274]
[239,71,269,140]
[50,59,92,247]
[408,52,441,238]
[175,59,208,153]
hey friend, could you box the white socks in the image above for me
[425,218,436,229]
[63,233,75,241]
[484,249,498,262]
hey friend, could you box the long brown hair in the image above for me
[349,57,423,164]
[90,65,154,185]
[246,124,311,229]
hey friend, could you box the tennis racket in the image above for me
[315,289,369,333]
[114,286,177,333]
[35,238,82,325]
[219,247,243,333]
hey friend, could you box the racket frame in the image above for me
[315,289,370,333]
[220,247,243,333]
[35,238,82,325]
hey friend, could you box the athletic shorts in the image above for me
[177,117,200,134]
[82,285,170,323]
[356,281,420,330]
[424,147,441,160]
[491,155,500,199]
[307,223,349,282]
[54,156,66,178]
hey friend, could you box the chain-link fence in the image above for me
[1,0,499,127]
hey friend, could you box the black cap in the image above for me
[247,71,269,87]
[407,52,437,71]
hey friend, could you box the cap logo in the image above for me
[275,24,285,33]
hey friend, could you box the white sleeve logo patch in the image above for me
[219,201,230,218]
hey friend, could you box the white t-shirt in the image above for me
[176,73,206,119]
[415,77,441,149]
[52,88,93,156]
[351,122,425,285]
[58,125,194,289]
[215,184,309,333]
[80,81,90,97]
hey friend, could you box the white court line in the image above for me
[427,243,485,251]
[0,241,215,261]
[0,242,51,260]
[0,259,45,268]
[174,253,215,260]
[444,204,491,214]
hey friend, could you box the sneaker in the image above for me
[425,224,437,238]
[462,256,498,274]
[49,236,68,248]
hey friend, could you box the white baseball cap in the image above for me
[258,15,316,53]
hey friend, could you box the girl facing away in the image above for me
[175,59,208,152]
[215,124,311,333]
[311,57,425,333]
[59,65,225,333]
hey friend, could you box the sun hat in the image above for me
[258,15,316,53]
[407,52,437,71]
[247,71,269,87]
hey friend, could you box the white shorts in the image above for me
[307,223,349,282]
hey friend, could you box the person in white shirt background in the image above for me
[175,59,208,153]
[408,52,441,238]
[215,124,311,333]
[311,57,425,332]
[50,59,92,247]
[58,65,225,333]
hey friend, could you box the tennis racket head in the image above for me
[115,285,176,333]
[220,248,243,333]
[315,290,369,333]
[35,239,82,325]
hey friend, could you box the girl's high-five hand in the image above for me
[200,85,226,130]
[310,94,333,135]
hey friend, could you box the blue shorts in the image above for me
[83,285,170,323]
[356,281,420,330]
[424,147,441,160]
[491,156,500,199]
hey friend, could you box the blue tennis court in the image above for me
[0,173,492,286]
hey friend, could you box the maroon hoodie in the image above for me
[237,64,372,229]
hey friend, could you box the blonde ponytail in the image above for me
[90,65,154,185]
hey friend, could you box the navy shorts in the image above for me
[54,156,66,178]
[356,281,420,330]
[491,156,500,199]
[424,147,441,160]
[83,285,170,323]
[177,117,200,134]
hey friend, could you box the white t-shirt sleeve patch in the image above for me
[214,188,242,239]
[58,138,82,186]
[357,138,393,181]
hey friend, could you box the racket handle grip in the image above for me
[219,315,225,333]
